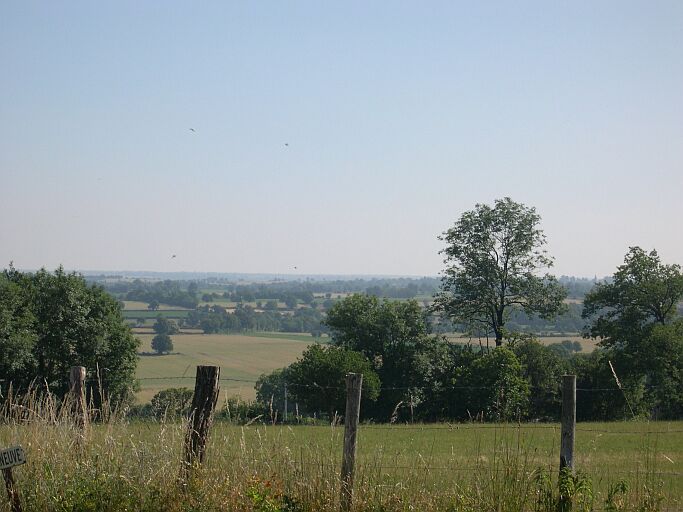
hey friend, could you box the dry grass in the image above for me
[135,334,313,403]
[0,390,680,511]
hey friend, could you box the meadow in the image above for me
[1,416,680,511]
[135,333,315,402]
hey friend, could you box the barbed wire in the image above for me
[223,458,683,477]
[127,375,627,393]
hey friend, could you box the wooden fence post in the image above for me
[560,374,576,473]
[69,366,87,432]
[183,366,220,475]
[340,373,363,512]
[2,468,21,512]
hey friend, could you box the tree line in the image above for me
[3,197,682,423]
[251,199,683,423]
[0,265,138,406]
[253,248,682,423]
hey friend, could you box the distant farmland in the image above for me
[135,333,316,403]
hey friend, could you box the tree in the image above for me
[0,276,36,386]
[512,337,568,420]
[150,387,192,418]
[286,344,380,420]
[147,299,160,311]
[457,347,530,421]
[153,316,179,335]
[582,247,683,418]
[1,265,139,406]
[434,198,566,346]
[264,300,279,311]
[255,368,288,414]
[583,247,683,346]
[283,295,298,310]
[187,281,199,298]
[151,333,174,354]
[324,294,445,419]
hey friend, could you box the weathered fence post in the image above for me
[560,374,576,473]
[340,373,363,512]
[2,466,21,512]
[283,382,288,423]
[69,366,87,432]
[183,366,220,475]
[1,445,26,512]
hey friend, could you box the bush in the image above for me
[151,334,174,354]
[150,387,193,418]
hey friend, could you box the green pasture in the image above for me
[122,309,190,319]
[1,420,680,510]
[122,300,191,311]
[135,333,313,403]
[446,333,597,352]
[241,331,328,342]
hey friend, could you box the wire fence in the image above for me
[2,368,682,511]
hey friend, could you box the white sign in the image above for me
[0,446,25,470]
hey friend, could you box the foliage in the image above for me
[0,265,139,406]
[583,247,683,418]
[456,347,531,421]
[218,395,268,423]
[434,197,566,345]
[583,247,683,344]
[186,303,326,335]
[286,344,380,420]
[0,277,36,380]
[512,337,569,420]
[324,293,446,419]
[124,279,198,309]
[512,338,568,420]
[153,316,179,335]
[255,368,289,416]
[150,387,192,418]
[151,333,174,354]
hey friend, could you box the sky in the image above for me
[1,1,682,278]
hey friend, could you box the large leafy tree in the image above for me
[255,368,289,415]
[1,265,139,406]
[456,347,530,421]
[582,247,683,418]
[434,198,566,346]
[324,294,446,419]
[286,344,380,420]
[583,247,683,345]
[0,277,36,383]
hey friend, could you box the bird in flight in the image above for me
[284,143,289,147]
[189,128,196,133]
[171,254,176,259]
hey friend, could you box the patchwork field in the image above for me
[135,333,316,403]
[447,334,598,352]
[122,300,190,310]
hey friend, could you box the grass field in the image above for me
[447,334,598,352]
[122,300,191,310]
[122,309,191,319]
[135,333,315,403]
[1,416,680,511]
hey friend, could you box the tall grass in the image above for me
[0,388,680,511]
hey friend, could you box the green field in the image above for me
[135,333,315,403]
[122,300,191,311]
[122,309,191,319]
[447,334,598,352]
[1,419,681,511]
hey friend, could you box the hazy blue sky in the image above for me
[2,1,682,277]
